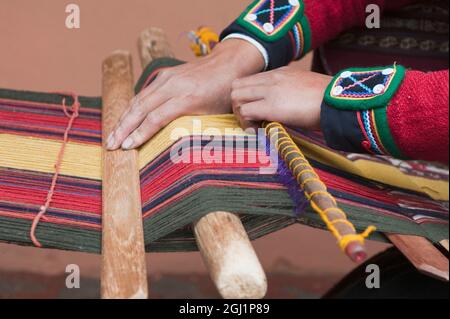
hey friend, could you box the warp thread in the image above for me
[264,122,376,254]
[259,133,307,216]
[30,92,81,247]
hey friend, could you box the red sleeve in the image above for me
[220,0,421,70]
[304,0,419,49]
[388,70,449,163]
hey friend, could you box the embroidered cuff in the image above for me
[321,65,408,159]
[220,0,311,70]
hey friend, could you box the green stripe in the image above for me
[0,88,101,109]
[299,14,312,56]
[373,106,407,159]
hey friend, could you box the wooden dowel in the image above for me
[387,234,449,282]
[137,27,267,299]
[101,51,148,299]
[138,27,174,65]
[194,212,267,299]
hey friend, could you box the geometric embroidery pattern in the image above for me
[330,67,397,100]
[238,0,303,41]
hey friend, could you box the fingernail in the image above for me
[122,137,134,150]
[106,133,115,149]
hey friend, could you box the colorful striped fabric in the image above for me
[0,58,448,253]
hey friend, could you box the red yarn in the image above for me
[30,92,81,247]
[387,70,449,163]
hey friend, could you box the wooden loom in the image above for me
[100,29,266,299]
[99,27,448,299]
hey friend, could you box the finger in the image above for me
[234,99,268,131]
[133,69,170,106]
[106,90,169,150]
[106,70,172,150]
[231,86,267,107]
[239,100,271,122]
[121,99,185,149]
[237,115,260,132]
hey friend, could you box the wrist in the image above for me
[220,0,312,70]
[210,38,265,77]
[222,34,269,71]
[321,64,407,158]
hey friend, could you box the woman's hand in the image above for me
[106,39,265,150]
[231,65,332,131]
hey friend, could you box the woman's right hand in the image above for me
[106,39,265,150]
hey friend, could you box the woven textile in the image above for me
[0,58,448,253]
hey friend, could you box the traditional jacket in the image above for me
[220,0,449,163]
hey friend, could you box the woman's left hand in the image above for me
[231,65,332,131]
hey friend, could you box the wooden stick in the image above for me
[387,234,449,282]
[194,212,267,299]
[137,27,267,299]
[101,51,148,299]
[264,122,371,262]
[272,118,448,275]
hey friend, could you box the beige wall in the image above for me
[0,0,248,94]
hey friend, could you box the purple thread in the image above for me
[259,133,308,216]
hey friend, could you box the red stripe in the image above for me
[356,111,375,155]
[287,31,297,61]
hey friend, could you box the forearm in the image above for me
[220,0,419,70]
[208,38,265,77]
[320,66,449,163]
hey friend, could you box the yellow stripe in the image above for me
[0,114,447,201]
[0,134,101,180]
[289,130,449,201]
[0,115,251,180]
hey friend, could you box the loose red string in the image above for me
[30,92,80,247]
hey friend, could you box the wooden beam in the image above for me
[101,51,148,299]
[137,27,267,299]
[138,27,174,65]
[387,234,449,282]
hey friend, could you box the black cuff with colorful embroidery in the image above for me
[320,64,408,159]
[220,0,311,70]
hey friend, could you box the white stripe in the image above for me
[222,33,269,71]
